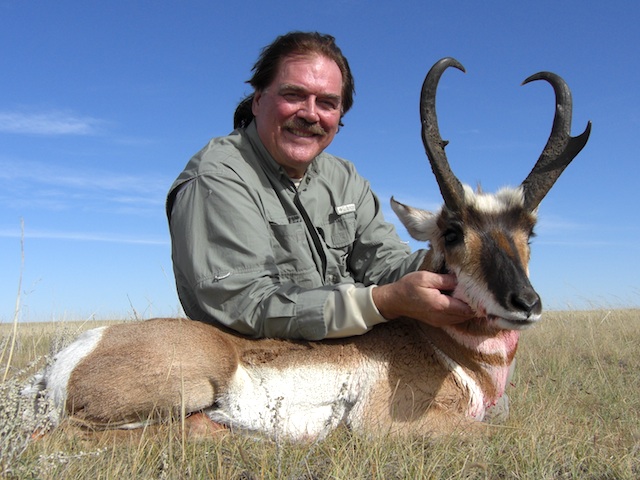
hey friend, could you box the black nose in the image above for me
[510,289,541,317]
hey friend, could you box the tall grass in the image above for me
[1,309,639,479]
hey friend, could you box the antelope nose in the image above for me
[510,290,541,317]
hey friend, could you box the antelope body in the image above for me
[26,58,590,440]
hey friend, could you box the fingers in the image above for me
[423,298,474,327]
[415,273,475,325]
[372,271,475,326]
[440,294,475,318]
[415,271,458,292]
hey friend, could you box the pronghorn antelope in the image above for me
[26,58,590,440]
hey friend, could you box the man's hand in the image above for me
[372,271,474,327]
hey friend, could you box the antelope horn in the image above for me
[421,57,466,212]
[520,72,592,211]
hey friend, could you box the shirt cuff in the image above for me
[323,284,388,339]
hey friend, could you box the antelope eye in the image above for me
[443,228,462,246]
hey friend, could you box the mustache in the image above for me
[283,118,326,136]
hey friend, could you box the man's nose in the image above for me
[298,97,320,122]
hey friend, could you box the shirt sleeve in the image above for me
[169,168,338,340]
[323,284,387,338]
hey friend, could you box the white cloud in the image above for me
[0,158,167,194]
[0,110,103,135]
[0,227,168,245]
[0,158,169,216]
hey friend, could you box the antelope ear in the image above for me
[390,197,438,242]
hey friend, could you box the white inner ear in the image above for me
[390,197,438,242]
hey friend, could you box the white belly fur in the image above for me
[208,362,380,441]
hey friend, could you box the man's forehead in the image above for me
[272,54,343,92]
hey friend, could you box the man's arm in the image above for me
[169,164,472,340]
[169,168,339,340]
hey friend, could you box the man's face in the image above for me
[252,54,343,179]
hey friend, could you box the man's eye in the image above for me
[319,100,339,110]
[282,93,304,102]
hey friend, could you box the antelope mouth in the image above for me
[485,314,540,331]
[451,282,540,331]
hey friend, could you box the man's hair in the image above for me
[233,31,355,129]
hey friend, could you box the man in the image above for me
[167,31,473,340]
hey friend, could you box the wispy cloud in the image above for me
[0,160,165,194]
[0,110,104,135]
[0,227,168,246]
[0,158,169,215]
[534,239,619,247]
[534,214,589,235]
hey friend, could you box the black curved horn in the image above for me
[421,57,467,213]
[520,72,591,211]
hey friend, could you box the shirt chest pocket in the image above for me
[319,213,356,279]
[322,213,356,248]
[268,221,317,279]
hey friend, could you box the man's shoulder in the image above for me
[167,129,258,203]
[315,150,356,171]
[194,130,249,168]
[314,151,366,185]
[176,129,261,180]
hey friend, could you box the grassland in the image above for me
[1,309,639,479]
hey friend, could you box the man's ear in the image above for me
[252,91,262,116]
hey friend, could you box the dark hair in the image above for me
[233,31,355,129]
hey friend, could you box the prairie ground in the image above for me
[1,309,639,479]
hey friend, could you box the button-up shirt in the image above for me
[167,121,425,340]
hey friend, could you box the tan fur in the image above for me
[356,322,485,435]
[66,318,239,426]
[514,230,532,272]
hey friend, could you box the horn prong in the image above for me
[521,72,591,211]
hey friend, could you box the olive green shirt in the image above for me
[167,122,425,340]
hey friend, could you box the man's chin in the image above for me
[276,154,316,178]
[277,146,323,170]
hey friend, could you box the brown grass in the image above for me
[2,309,639,479]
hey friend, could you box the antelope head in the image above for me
[392,58,591,330]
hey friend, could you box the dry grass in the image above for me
[1,309,639,479]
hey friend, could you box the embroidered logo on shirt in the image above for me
[335,203,356,215]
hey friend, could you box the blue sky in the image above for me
[1,1,638,322]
